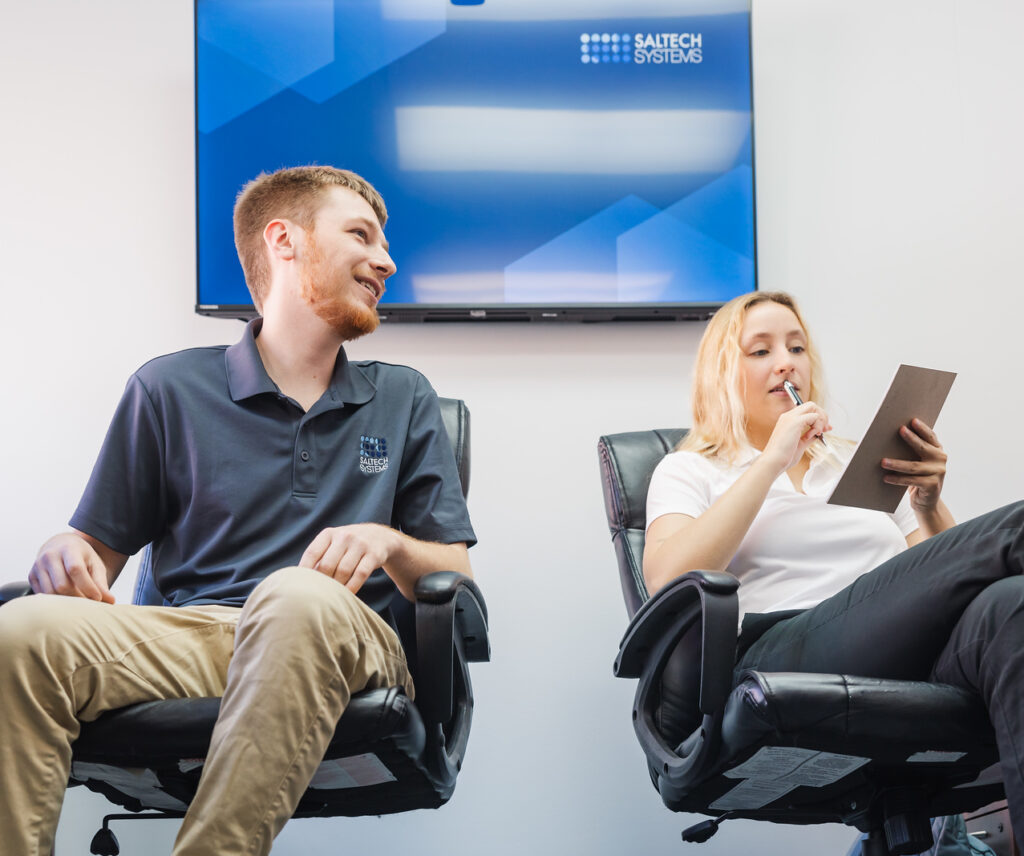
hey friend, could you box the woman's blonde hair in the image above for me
[678,291,826,462]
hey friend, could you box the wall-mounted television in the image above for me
[195,0,755,322]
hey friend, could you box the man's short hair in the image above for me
[233,166,388,312]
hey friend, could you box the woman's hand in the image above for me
[761,401,832,474]
[881,418,947,513]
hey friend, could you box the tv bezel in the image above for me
[193,2,758,324]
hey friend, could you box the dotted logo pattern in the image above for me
[359,435,389,474]
[580,32,633,64]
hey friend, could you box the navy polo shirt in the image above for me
[70,320,476,613]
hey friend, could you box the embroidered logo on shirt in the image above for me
[359,435,389,474]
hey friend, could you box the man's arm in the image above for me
[299,523,470,601]
[29,529,129,603]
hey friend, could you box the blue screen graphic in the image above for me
[195,0,755,319]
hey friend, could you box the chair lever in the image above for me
[681,812,736,843]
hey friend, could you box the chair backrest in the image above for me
[133,397,471,606]
[598,428,705,745]
[597,429,687,617]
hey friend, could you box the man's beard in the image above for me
[300,235,380,340]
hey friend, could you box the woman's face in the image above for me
[737,301,813,448]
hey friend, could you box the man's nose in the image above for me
[374,250,396,278]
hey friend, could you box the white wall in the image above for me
[1,1,1021,853]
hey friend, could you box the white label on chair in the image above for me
[722,746,870,787]
[723,746,819,779]
[710,778,798,810]
[307,753,397,790]
[70,762,191,811]
[907,750,967,763]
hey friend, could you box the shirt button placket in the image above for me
[294,424,316,494]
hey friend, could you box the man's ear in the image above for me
[264,219,297,261]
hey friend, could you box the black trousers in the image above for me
[736,500,1024,841]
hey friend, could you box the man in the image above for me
[0,166,476,855]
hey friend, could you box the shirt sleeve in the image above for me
[890,492,919,537]
[69,373,168,555]
[645,451,714,531]
[392,375,477,547]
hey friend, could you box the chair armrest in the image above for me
[414,571,490,725]
[615,570,738,715]
[0,581,33,606]
[614,571,739,789]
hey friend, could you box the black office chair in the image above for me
[0,398,488,855]
[598,429,1005,856]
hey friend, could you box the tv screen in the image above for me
[195,0,755,322]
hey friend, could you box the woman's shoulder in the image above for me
[654,449,742,482]
[647,449,747,519]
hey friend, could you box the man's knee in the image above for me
[0,596,94,699]
[241,567,367,636]
[0,595,77,659]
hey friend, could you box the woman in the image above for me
[643,290,1024,841]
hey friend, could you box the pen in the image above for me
[782,380,832,450]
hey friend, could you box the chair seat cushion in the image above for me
[660,671,1002,826]
[722,671,996,759]
[74,686,423,764]
[69,686,450,817]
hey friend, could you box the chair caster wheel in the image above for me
[90,826,120,856]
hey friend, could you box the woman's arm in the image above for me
[643,402,830,593]
[644,455,785,593]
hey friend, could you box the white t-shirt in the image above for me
[646,447,919,619]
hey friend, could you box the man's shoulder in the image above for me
[131,345,230,390]
[353,359,434,394]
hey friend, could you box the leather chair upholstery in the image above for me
[1,398,487,852]
[598,429,1003,856]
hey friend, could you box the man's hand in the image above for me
[30,533,117,603]
[298,523,400,594]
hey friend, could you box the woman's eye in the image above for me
[790,346,805,354]
[750,349,769,357]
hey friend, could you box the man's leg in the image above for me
[0,596,239,856]
[173,567,414,856]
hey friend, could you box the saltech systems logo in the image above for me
[359,435,389,474]
[579,31,703,65]
[579,32,633,64]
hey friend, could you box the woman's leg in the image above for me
[931,575,1024,840]
[738,500,1024,678]
[736,501,1024,841]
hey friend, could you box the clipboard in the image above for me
[827,365,956,513]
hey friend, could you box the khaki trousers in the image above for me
[0,567,413,856]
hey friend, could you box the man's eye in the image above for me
[352,229,367,239]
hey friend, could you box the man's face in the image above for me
[298,186,396,340]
